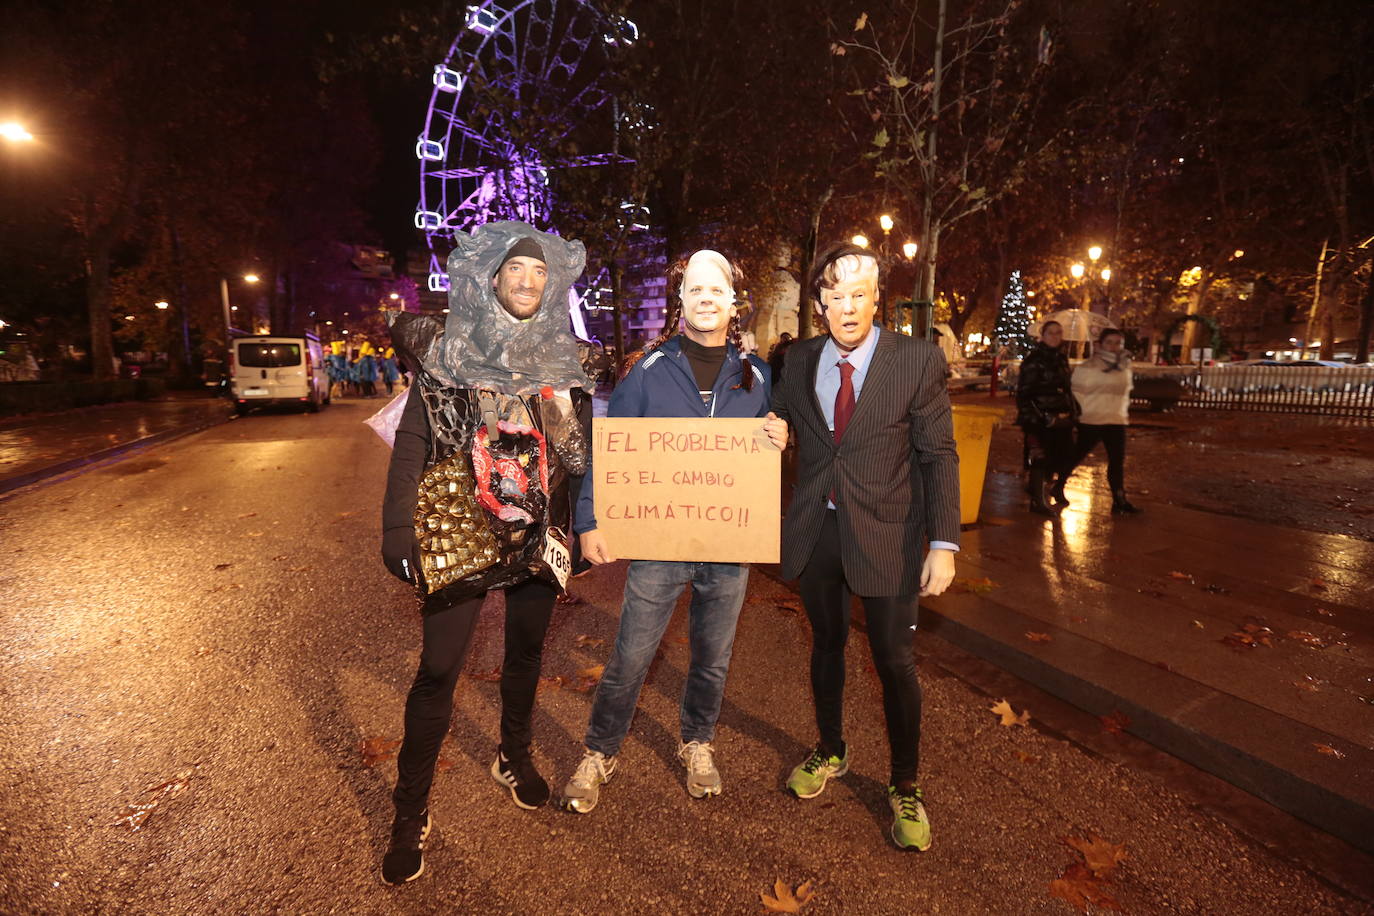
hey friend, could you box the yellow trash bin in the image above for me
[951,404,1005,525]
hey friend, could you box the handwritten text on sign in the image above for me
[593,417,780,563]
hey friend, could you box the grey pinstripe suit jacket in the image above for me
[771,331,961,597]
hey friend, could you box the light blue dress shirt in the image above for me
[814,327,958,553]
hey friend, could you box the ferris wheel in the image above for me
[415,0,636,308]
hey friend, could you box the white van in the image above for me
[229,334,329,414]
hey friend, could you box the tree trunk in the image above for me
[1356,263,1373,364]
[797,187,833,340]
[610,260,626,378]
[85,245,116,380]
[916,0,948,331]
[1319,302,1336,361]
[168,224,194,381]
[1181,268,1213,358]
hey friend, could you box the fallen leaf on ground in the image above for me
[112,770,193,830]
[989,699,1031,727]
[1222,621,1274,649]
[1167,570,1194,582]
[192,647,214,657]
[466,666,502,682]
[1049,862,1122,912]
[336,510,358,520]
[1286,630,1329,648]
[435,755,454,773]
[1099,711,1130,735]
[237,512,257,519]
[360,737,402,767]
[951,576,999,594]
[1025,631,1052,643]
[1063,834,1128,877]
[1314,744,1345,759]
[574,634,606,648]
[288,565,312,573]
[1012,750,1039,764]
[1310,579,1328,591]
[243,531,264,538]
[1291,679,1320,693]
[761,878,815,913]
[1192,620,1205,628]
[213,563,232,571]
[577,664,605,680]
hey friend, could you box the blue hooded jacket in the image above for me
[574,336,771,533]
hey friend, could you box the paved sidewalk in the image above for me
[918,448,1374,854]
[0,393,235,494]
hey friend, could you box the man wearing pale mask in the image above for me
[562,249,788,812]
[769,242,959,852]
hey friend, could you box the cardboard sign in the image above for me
[592,417,780,563]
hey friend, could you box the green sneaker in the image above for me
[786,745,849,799]
[888,785,932,851]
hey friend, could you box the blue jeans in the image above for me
[584,560,749,756]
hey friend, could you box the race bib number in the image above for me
[542,526,572,589]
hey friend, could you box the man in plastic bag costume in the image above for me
[378,221,600,885]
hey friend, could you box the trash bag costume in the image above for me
[377,222,603,885]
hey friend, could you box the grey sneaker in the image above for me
[679,740,722,798]
[561,749,617,814]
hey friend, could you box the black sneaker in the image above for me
[490,748,551,809]
[381,809,432,885]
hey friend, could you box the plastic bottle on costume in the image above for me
[538,386,588,475]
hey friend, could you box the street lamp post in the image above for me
[0,122,35,143]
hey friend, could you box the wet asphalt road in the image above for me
[1,398,1368,914]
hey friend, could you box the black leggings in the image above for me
[1022,425,1076,475]
[1068,423,1127,491]
[392,577,557,816]
[798,511,922,786]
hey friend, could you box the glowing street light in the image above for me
[851,234,870,248]
[243,273,260,284]
[0,121,34,142]
[1070,262,1085,279]
[155,300,170,310]
[1100,268,1112,282]
[1088,246,1103,262]
[388,292,400,301]
[1233,249,1245,259]
[879,214,894,232]
[123,315,135,321]
[902,241,918,259]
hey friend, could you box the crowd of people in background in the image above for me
[325,340,403,401]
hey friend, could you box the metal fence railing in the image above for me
[1131,365,1374,418]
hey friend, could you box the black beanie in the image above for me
[495,236,546,274]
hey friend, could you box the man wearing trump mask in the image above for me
[562,249,788,813]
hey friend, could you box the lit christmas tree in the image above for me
[994,270,1034,351]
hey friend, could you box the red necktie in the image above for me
[833,359,856,444]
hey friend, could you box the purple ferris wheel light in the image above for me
[414,0,635,306]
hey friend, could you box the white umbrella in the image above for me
[1036,308,1115,342]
